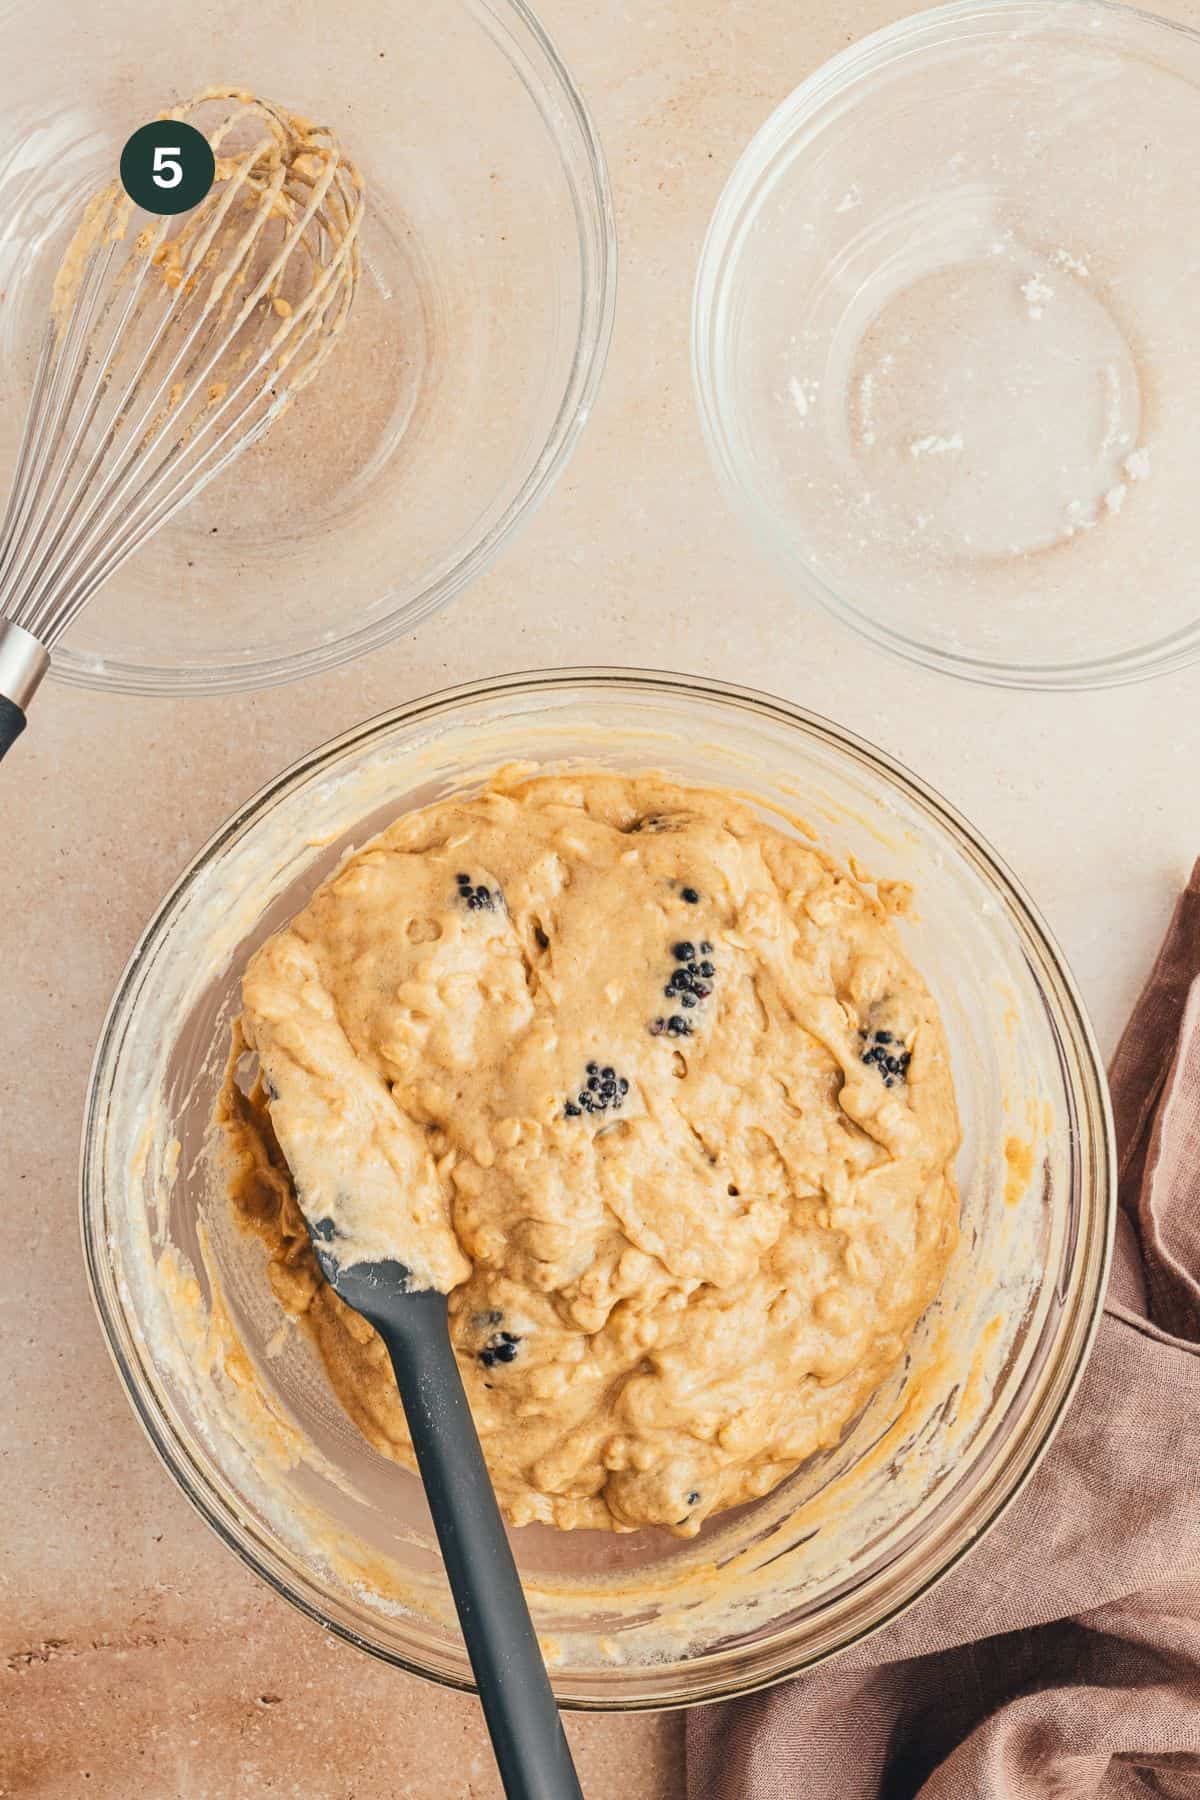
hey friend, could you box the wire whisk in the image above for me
[0,86,363,759]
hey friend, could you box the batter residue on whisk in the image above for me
[216,769,960,1536]
[52,85,363,395]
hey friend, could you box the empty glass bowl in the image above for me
[693,0,1200,687]
[82,669,1115,1706]
[0,0,615,693]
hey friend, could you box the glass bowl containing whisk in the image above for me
[0,0,615,695]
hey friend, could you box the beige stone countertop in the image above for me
[4,0,1200,1794]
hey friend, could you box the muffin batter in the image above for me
[218,770,960,1535]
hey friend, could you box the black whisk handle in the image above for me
[0,695,27,764]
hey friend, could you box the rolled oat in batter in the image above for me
[218,769,959,1536]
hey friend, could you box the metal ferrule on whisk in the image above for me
[0,618,49,711]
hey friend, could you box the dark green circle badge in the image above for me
[119,120,215,215]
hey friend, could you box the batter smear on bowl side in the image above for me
[216,770,960,1536]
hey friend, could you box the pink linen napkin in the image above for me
[686,864,1200,1800]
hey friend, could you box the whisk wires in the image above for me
[0,87,363,650]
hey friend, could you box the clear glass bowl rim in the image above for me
[80,666,1116,1707]
[46,0,617,697]
[691,0,1200,691]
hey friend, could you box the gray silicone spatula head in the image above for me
[305,1217,416,1325]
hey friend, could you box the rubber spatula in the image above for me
[305,1232,584,1800]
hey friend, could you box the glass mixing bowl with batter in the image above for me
[81,670,1114,1706]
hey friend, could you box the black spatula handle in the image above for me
[377,1289,583,1800]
